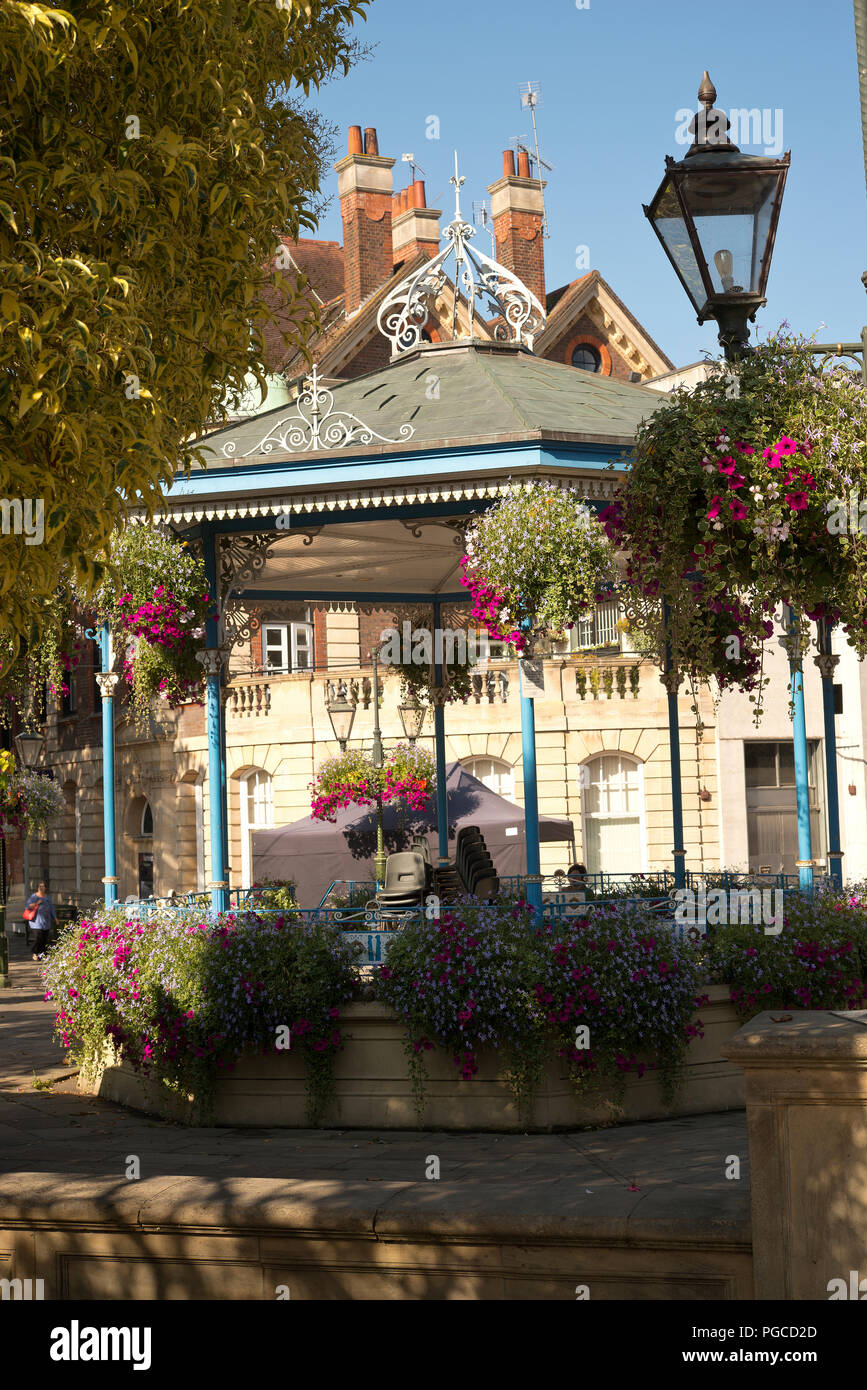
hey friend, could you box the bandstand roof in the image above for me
[160,341,663,530]
[153,340,667,609]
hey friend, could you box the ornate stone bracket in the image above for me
[659,670,681,695]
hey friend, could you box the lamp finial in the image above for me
[698,71,717,109]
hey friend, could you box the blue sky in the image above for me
[309,0,866,369]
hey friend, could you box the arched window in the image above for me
[141,801,154,836]
[462,757,515,801]
[240,769,274,888]
[571,343,601,373]
[580,754,645,875]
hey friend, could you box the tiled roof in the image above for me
[279,237,345,303]
[197,338,664,466]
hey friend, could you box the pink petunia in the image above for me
[734,442,755,455]
[707,496,723,520]
[785,492,809,511]
[775,436,798,456]
[717,456,738,476]
[729,498,748,521]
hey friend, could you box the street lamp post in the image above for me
[644,72,790,362]
[14,727,45,901]
[370,649,387,886]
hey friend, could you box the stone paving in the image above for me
[0,930,751,1227]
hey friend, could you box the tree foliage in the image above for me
[0,0,368,662]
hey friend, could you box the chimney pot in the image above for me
[503,150,516,178]
[348,125,363,155]
[517,149,531,179]
[364,127,379,155]
[412,179,426,209]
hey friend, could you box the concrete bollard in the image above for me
[722,1010,867,1300]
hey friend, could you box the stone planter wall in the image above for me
[82,983,744,1130]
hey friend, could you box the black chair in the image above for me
[457,834,485,882]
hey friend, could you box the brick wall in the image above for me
[341,191,393,315]
[341,334,393,377]
[359,608,395,663]
[545,313,636,381]
[493,210,545,308]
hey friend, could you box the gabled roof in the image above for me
[537,270,674,374]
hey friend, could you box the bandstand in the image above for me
[93,172,841,917]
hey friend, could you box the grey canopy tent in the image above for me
[252,761,575,907]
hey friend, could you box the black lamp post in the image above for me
[644,72,790,361]
[14,728,44,902]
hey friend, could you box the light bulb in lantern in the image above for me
[713,248,737,293]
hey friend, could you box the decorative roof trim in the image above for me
[146,472,622,525]
[220,364,415,459]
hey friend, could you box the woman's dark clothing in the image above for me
[26,892,55,956]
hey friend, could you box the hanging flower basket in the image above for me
[1,767,66,839]
[460,481,617,653]
[607,328,867,706]
[310,744,436,823]
[87,526,217,726]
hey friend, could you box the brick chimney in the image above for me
[392,179,441,267]
[486,149,546,307]
[335,125,395,316]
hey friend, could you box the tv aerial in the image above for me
[472,199,496,257]
[517,81,553,237]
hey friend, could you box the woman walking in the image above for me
[25,881,56,961]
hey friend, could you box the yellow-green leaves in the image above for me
[0,0,369,659]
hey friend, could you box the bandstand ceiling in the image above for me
[235,518,468,601]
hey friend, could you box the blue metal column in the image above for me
[202,530,229,913]
[98,624,118,908]
[816,620,843,888]
[519,661,543,916]
[785,607,814,893]
[663,602,686,889]
[432,601,449,867]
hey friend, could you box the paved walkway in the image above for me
[0,931,750,1223]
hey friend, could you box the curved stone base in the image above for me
[82,985,744,1129]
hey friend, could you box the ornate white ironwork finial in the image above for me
[450,149,466,220]
[220,363,415,458]
[377,156,547,356]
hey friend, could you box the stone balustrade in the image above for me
[227,682,271,717]
[574,661,642,701]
